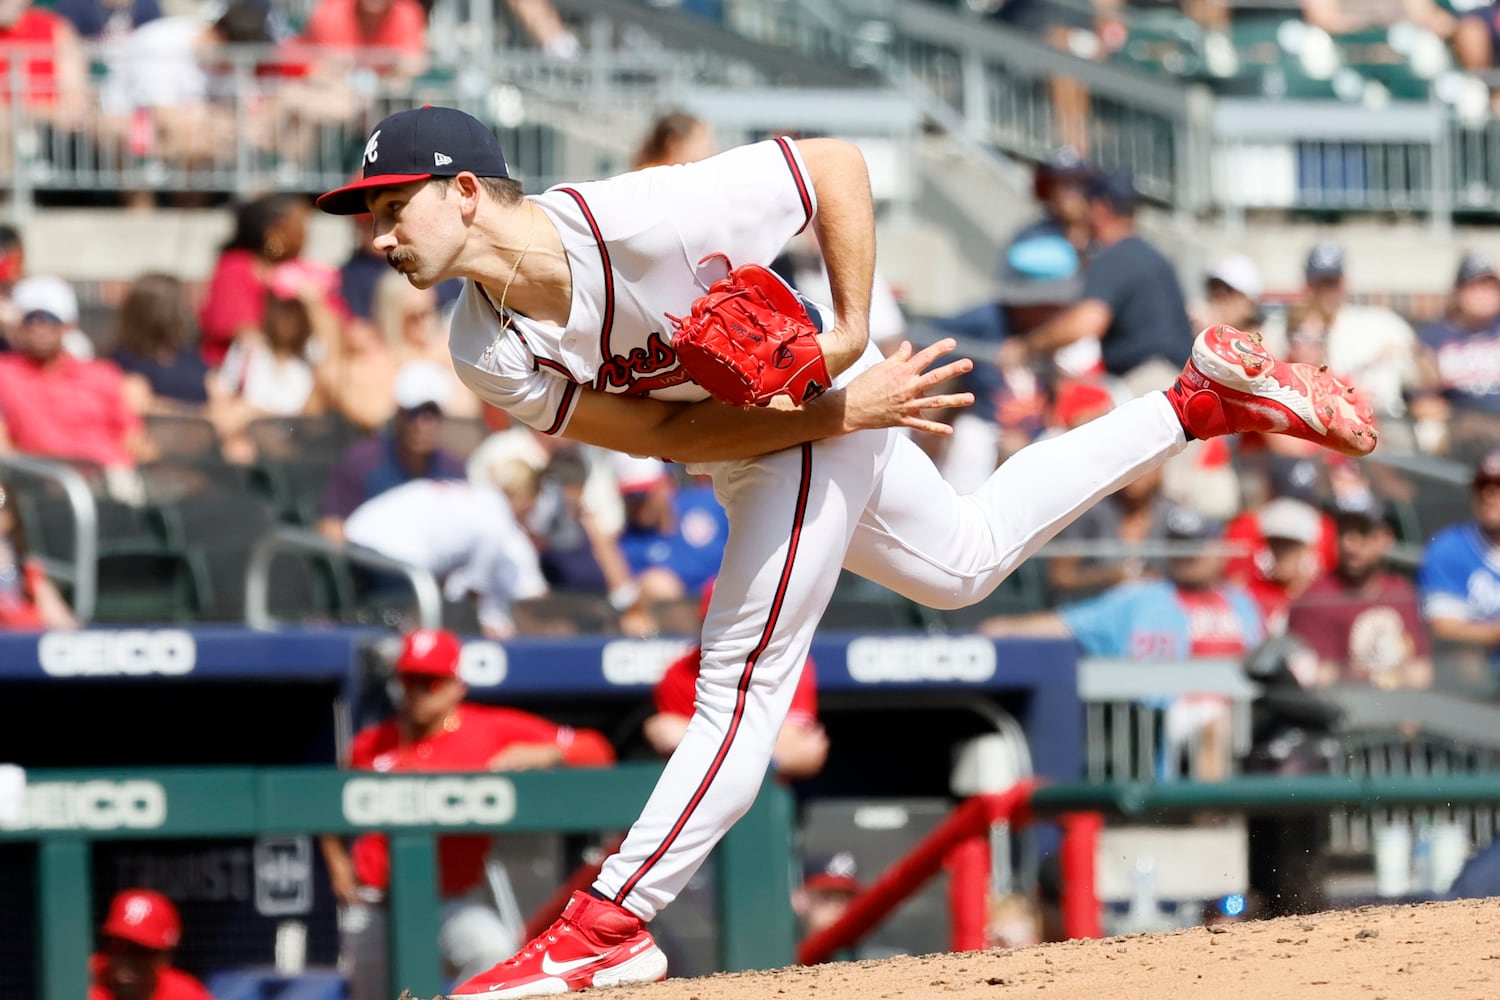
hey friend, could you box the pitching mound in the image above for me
[597,898,1500,999]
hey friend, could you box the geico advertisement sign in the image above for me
[846,636,997,684]
[601,639,691,686]
[39,630,196,677]
[341,776,517,827]
[1,780,167,831]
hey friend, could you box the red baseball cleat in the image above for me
[445,891,667,999]
[1165,324,1379,457]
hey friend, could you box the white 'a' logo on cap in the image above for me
[125,897,153,924]
[363,130,381,165]
[435,152,453,166]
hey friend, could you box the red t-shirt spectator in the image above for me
[0,559,52,629]
[347,703,614,897]
[0,8,68,108]
[654,647,818,728]
[300,0,426,57]
[197,248,262,367]
[0,354,141,467]
[89,953,213,1000]
[1223,507,1338,629]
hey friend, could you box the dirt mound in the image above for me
[598,898,1500,999]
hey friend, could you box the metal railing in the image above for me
[0,454,98,622]
[244,524,442,630]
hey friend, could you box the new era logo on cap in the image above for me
[316,106,509,215]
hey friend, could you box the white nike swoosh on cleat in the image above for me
[539,952,607,976]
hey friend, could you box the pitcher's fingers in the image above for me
[921,359,974,388]
[886,340,914,363]
[908,338,957,370]
[915,391,974,412]
[901,414,956,435]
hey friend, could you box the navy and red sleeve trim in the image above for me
[775,136,814,234]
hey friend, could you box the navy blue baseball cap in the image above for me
[317,106,509,216]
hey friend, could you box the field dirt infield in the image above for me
[595,898,1500,999]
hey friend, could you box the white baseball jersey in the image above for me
[449,138,871,443]
[442,137,1190,923]
[343,479,546,633]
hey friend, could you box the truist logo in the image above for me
[598,332,690,395]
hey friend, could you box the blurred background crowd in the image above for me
[8,0,1500,995]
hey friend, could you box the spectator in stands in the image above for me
[467,421,625,539]
[1024,170,1194,397]
[321,628,615,1000]
[1225,497,1326,635]
[199,194,336,368]
[0,0,88,166]
[0,276,157,479]
[1190,253,1264,334]
[987,892,1044,949]
[54,0,158,41]
[216,273,336,460]
[616,456,728,602]
[318,360,466,543]
[1046,462,1175,603]
[631,110,716,170]
[1286,492,1431,689]
[316,291,398,433]
[0,224,24,350]
[506,0,580,59]
[110,273,214,418]
[987,506,1261,779]
[930,232,1094,491]
[1007,147,1096,256]
[89,888,211,1000]
[1302,0,1452,39]
[983,505,1263,659]
[299,0,428,75]
[642,579,828,780]
[525,448,657,636]
[0,479,75,630]
[1265,242,1430,447]
[1417,251,1500,457]
[1418,447,1500,673]
[374,271,479,417]
[343,473,548,638]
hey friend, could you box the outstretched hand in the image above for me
[835,339,974,435]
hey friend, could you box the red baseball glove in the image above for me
[668,255,831,407]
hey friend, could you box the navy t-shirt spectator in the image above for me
[319,434,465,523]
[53,0,161,38]
[111,346,209,405]
[1420,317,1500,413]
[1081,234,1193,375]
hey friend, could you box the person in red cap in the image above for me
[89,889,212,1000]
[641,579,828,781]
[319,627,616,1000]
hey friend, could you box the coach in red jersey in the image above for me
[89,889,212,1000]
[321,628,616,1000]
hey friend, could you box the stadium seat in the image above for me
[138,458,251,505]
[244,414,363,463]
[513,593,622,635]
[157,495,280,621]
[16,492,165,563]
[89,545,206,623]
[820,571,932,631]
[249,459,338,526]
[142,414,222,460]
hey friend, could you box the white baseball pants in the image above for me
[593,392,1188,919]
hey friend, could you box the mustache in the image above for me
[386,247,417,269]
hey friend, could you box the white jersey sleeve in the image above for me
[641,137,818,269]
[449,279,583,436]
